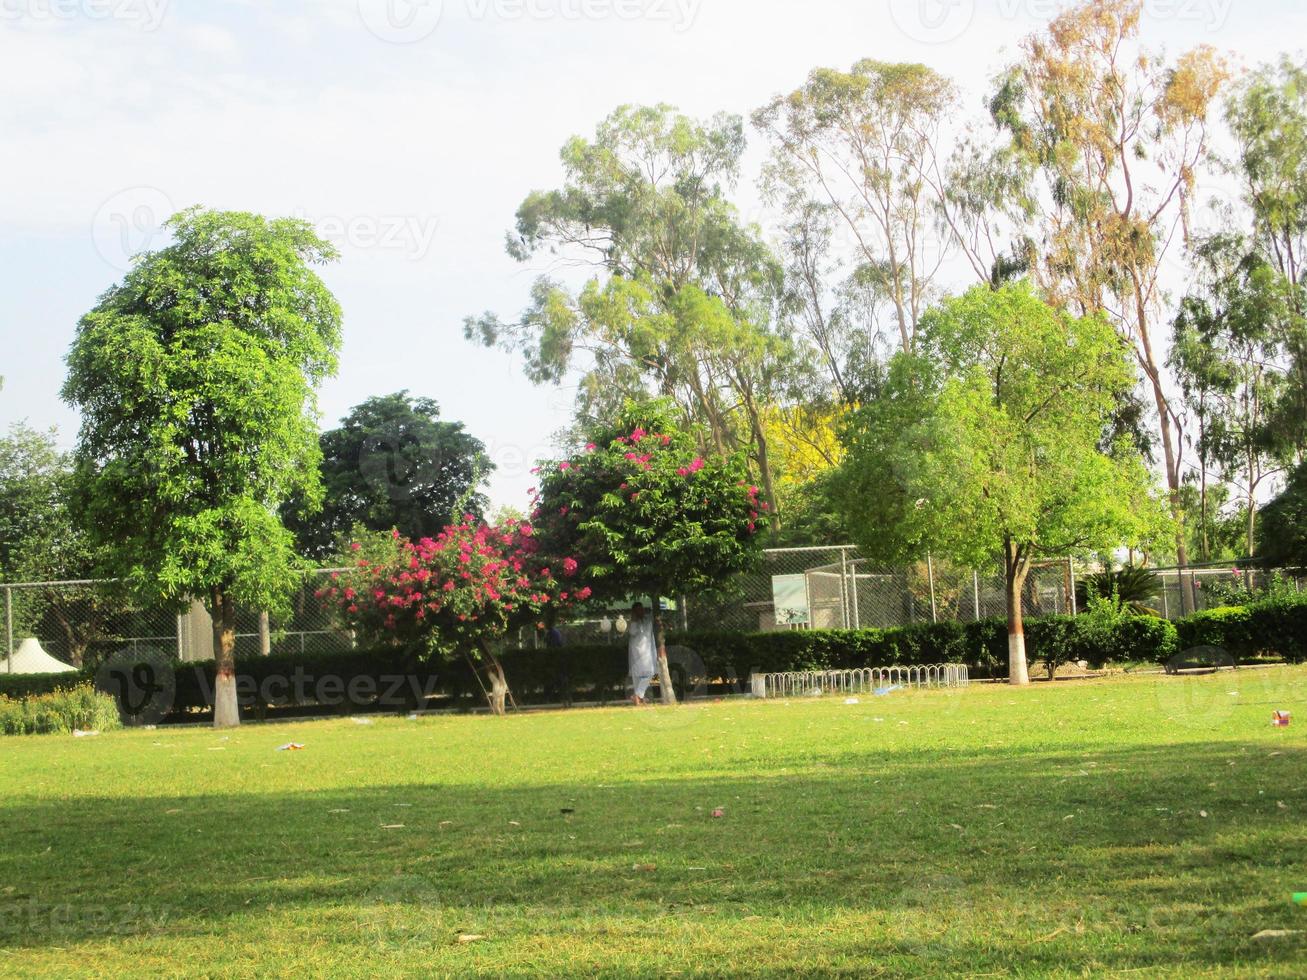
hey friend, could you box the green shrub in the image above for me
[0,671,91,700]
[1177,592,1307,663]
[0,684,122,736]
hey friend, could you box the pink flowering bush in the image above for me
[531,400,762,640]
[319,518,588,682]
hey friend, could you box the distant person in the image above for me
[544,623,570,706]
[628,601,658,705]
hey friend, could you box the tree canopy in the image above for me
[284,392,492,560]
[62,207,342,726]
[836,281,1168,683]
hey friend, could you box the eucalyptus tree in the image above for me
[464,104,792,528]
[990,0,1230,604]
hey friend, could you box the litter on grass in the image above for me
[351,717,374,725]
[276,743,306,752]
[1293,893,1307,907]
[1273,711,1292,728]
[874,685,903,697]
[72,730,100,738]
[843,697,861,705]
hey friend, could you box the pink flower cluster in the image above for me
[318,519,588,648]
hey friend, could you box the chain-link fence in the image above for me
[685,546,1079,634]
[1152,562,1306,620]
[2,572,355,673]
[11,551,1301,671]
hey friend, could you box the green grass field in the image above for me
[2,669,1306,977]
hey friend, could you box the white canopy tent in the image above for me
[2,637,77,675]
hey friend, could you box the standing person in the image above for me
[627,601,658,705]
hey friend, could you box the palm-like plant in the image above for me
[1076,565,1162,617]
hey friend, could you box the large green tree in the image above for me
[464,104,793,529]
[991,0,1229,605]
[284,392,492,561]
[531,401,763,704]
[63,208,342,727]
[1225,56,1307,459]
[836,282,1168,685]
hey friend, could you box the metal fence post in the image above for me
[927,553,938,624]
[1068,558,1078,616]
[850,561,861,630]
[259,611,272,657]
[839,548,851,630]
[5,585,12,673]
[973,571,981,622]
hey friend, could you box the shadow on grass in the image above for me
[1,740,1305,973]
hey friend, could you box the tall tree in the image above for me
[464,104,792,528]
[1227,56,1307,458]
[1171,235,1288,557]
[284,392,492,561]
[991,0,1228,605]
[63,208,342,727]
[754,60,957,354]
[835,282,1167,685]
[531,400,763,704]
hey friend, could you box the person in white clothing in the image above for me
[627,601,658,705]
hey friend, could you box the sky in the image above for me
[0,0,1298,512]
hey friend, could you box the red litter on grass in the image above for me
[276,742,306,752]
[711,808,725,818]
[1273,711,1292,728]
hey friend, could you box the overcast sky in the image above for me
[0,0,1295,511]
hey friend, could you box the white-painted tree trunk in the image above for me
[1008,632,1030,687]
[212,590,241,728]
[652,595,678,706]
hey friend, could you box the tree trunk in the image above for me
[1005,538,1031,687]
[651,594,678,706]
[211,589,240,728]
[476,640,512,716]
[1134,281,1193,613]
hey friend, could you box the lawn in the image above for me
[2,669,1306,977]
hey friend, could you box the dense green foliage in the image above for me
[1257,461,1307,566]
[1176,591,1307,663]
[532,401,763,608]
[283,392,492,561]
[63,208,342,616]
[0,685,121,736]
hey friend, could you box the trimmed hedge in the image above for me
[1177,593,1307,663]
[0,671,90,700]
[0,611,1200,716]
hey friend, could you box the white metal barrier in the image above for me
[751,664,970,699]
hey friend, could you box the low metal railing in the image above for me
[751,664,970,699]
